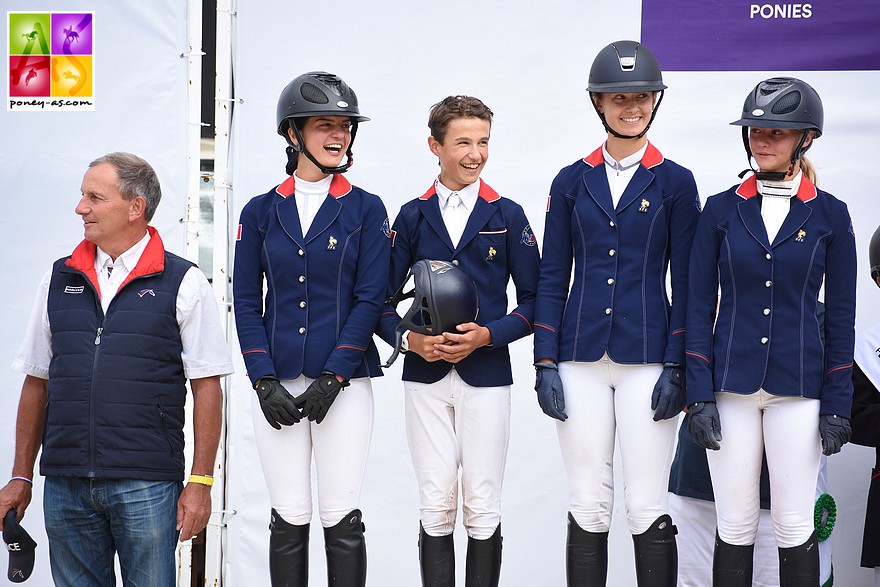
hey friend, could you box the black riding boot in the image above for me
[464,524,502,587]
[778,530,819,587]
[632,514,677,586]
[712,532,754,586]
[419,523,455,586]
[324,509,367,587]
[566,512,608,587]
[269,508,309,587]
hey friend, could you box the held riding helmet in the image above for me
[587,40,667,140]
[382,260,480,368]
[870,224,880,287]
[276,71,370,175]
[730,77,823,181]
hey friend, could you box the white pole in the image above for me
[206,0,236,584]
[177,0,204,583]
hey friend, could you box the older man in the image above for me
[0,152,233,586]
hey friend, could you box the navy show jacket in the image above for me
[377,179,540,387]
[233,174,391,386]
[685,175,856,417]
[534,142,701,366]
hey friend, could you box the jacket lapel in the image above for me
[456,197,495,252]
[304,196,342,244]
[582,165,616,221]
[771,198,812,248]
[615,165,653,213]
[275,194,305,246]
[418,193,455,251]
[737,197,772,251]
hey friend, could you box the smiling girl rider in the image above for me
[233,71,391,587]
[685,77,856,586]
[533,40,701,586]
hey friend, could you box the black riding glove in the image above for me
[255,377,302,430]
[651,364,686,421]
[296,371,349,424]
[687,401,722,450]
[818,414,852,456]
[534,362,567,421]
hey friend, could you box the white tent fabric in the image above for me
[1,2,191,585]
[224,1,880,585]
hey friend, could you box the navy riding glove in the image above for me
[818,414,852,456]
[534,362,567,421]
[687,401,722,450]
[651,364,686,421]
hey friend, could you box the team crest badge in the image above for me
[521,225,537,247]
[487,246,496,261]
[639,199,650,213]
[327,236,337,250]
[382,217,392,239]
[796,229,806,242]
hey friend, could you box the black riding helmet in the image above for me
[731,77,823,181]
[382,260,480,368]
[587,40,667,140]
[276,71,370,175]
[870,224,880,286]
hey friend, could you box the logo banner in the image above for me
[641,1,880,71]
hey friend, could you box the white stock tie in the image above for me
[446,193,465,247]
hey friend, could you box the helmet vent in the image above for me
[771,91,801,115]
[300,82,330,105]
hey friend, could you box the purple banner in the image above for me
[641,0,880,71]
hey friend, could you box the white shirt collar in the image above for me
[95,230,151,274]
[435,178,480,214]
[602,142,647,172]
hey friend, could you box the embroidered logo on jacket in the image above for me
[487,246,497,261]
[796,229,806,242]
[639,199,650,213]
[138,289,156,298]
[64,285,84,294]
[521,225,537,247]
[382,217,392,239]
[327,236,337,250]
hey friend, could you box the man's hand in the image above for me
[0,479,33,531]
[176,482,212,542]
[432,323,492,363]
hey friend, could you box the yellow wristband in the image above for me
[189,474,214,487]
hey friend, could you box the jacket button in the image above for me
[298,327,306,335]
[607,278,615,285]
[764,280,772,288]
[300,301,306,308]
[609,220,615,228]
[760,337,768,344]
[298,249,305,257]
[765,253,772,260]
[763,308,770,316]
[605,308,612,315]
[608,249,616,257]
[299,275,306,283]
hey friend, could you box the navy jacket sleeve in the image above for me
[820,201,856,417]
[663,171,701,365]
[377,208,413,348]
[484,202,539,348]
[685,195,723,405]
[233,196,276,386]
[533,171,575,362]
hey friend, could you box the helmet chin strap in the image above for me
[287,121,359,175]
[590,91,664,140]
[739,128,809,181]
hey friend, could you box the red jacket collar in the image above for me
[583,141,664,169]
[735,174,817,202]
[276,173,352,199]
[418,178,500,202]
[65,226,167,294]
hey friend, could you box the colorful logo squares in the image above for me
[8,12,95,111]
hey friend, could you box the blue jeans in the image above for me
[44,477,182,587]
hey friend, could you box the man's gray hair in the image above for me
[89,152,162,221]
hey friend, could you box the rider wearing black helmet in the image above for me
[533,40,701,586]
[685,77,855,586]
[233,71,390,586]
